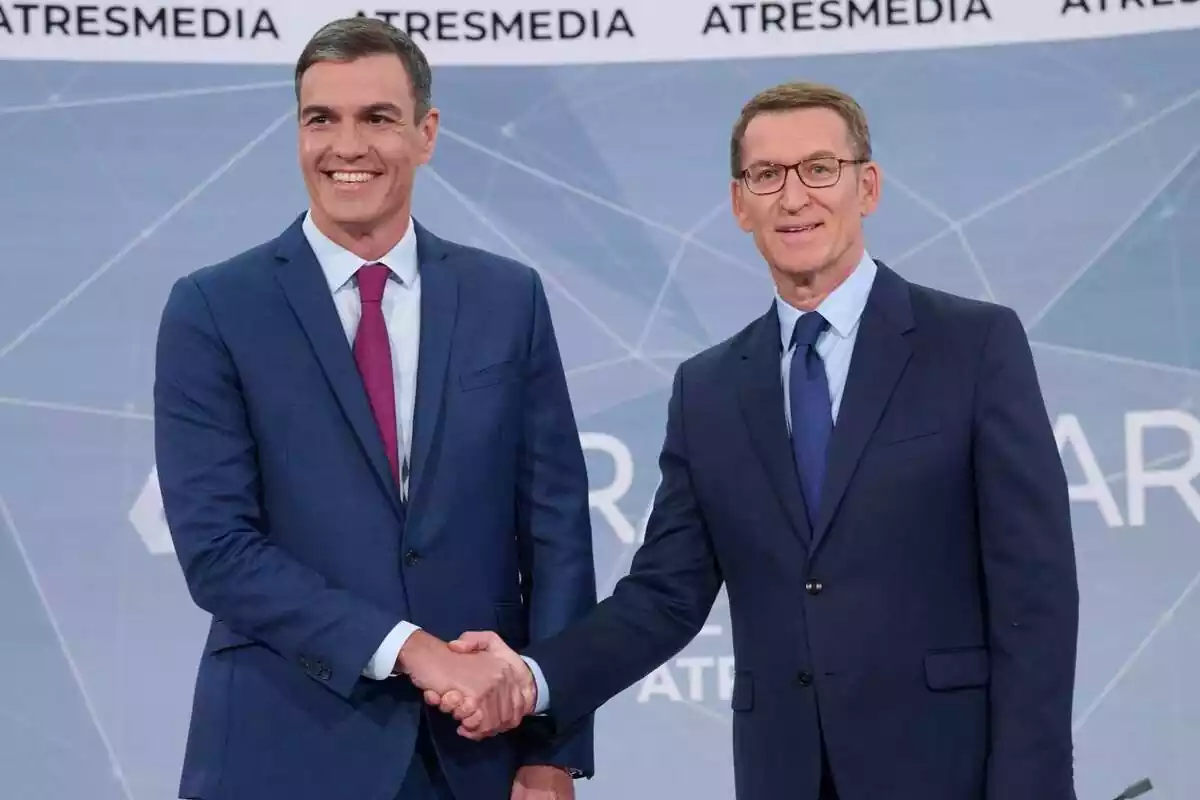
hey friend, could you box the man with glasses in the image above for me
[425,82,1080,800]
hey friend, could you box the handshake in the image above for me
[395,628,532,740]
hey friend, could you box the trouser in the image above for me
[396,718,456,800]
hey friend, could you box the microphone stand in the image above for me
[1112,777,1153,800]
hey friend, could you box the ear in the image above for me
[731,178,753,232]
[858,161,882,217]
[416,107,440,165]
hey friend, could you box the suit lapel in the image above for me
[405,222,458,523]
[810,262,914,552]
[272,215,405,519]
[736,306,813,548]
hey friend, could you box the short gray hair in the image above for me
[294,17,433,120]
[731,81,872,178]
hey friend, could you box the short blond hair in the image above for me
[730,81,872,178]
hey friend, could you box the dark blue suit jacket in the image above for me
[523,262,1079,800]
[154,215,596,800]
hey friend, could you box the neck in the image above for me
[310,207,411,262]
[774,242,863,312]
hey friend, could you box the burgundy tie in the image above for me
[353,263,400,486]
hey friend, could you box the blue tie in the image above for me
[789,311,832,526]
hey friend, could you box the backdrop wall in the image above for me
[2,4,1199,799]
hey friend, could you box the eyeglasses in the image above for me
[739,157,868,195]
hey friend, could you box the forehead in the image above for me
[299,53,414,110]
[741,107,853,163]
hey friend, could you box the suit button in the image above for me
[798,671,813,686]
[805,579,823,595]
[314,662,332,681]
[404,549,419,566]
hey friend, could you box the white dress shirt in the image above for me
[301,211,421,680]
[300,213,551,710]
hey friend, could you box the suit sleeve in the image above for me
[972,306,1080,800]
[511,271,598,775]
[153,275,398,700]
[520,361,725,737]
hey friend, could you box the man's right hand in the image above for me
[423,630,536,740]
[395,630,530,735]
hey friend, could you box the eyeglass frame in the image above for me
[738,156,870,195]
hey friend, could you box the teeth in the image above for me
[330,171,375,183]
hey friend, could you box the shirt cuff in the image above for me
[522,655,551,714]
[363,620,421,680]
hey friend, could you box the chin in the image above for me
[773,255,824,279]
[320,201,383,226]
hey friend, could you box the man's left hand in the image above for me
[512,765,574,800]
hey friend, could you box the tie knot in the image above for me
[356,263,391,303]
[790,311,828,351]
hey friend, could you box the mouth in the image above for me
[776,221,823,244]
[776,222,823,235]
[323,170,381,187]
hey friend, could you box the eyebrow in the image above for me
[750,150,840,166]
[300,102,406,119]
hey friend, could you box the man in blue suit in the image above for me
[433,82,1080,800]
[153,17,595,800]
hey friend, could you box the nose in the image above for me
[331,120,368,159]
[779,167,811,212]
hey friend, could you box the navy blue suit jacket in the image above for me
[154,215,596,800]
[523,262,1079,800]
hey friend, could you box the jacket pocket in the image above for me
[731,670,754,711]
[205,619,257,655]
[924,647,990,691]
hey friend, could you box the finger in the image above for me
[506,677,524,729]
[452,697,478,720]
[439,690,464,713]
[454,630,499,650]
[447,639,484,653]
[423,690,442,706]
[481,687,505,735]
[458,718,491,741]
[455,703,483,726]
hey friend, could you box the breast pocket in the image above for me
[459,360,520,392]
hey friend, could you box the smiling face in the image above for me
[731,105,880,304]
[297,52,438,257]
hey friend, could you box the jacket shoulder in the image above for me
[178,237,279,293]
[906,278,1014,326]
[439,237,541,290]
[675,312,771,382]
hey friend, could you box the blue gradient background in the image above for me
[1,26,1198,799]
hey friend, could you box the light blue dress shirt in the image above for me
[525,251,877,716]
[776,251,877,427]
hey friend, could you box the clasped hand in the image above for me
[398,629,530,740]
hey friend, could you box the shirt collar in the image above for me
[301,210,419,292]
[776,249,877,351]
